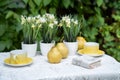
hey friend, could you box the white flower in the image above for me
[66,18,70,23]
[66,22,70,28]
[21,16,26,25]
[62,16,70,21]
[38,24,42,28]
[58,23,62,27]
[49,14,54,20]
[74,20,78,25]
[31,24,35,28]
[49,23,54,28]
[36,15,40,18]
[66,19,70,27]
[44,13,55,21]
[40,17,46,23]
[27,17,32,22]
[62,16,66,21]
[54,20,58,25]
[71,19,74,21]
[61,16,71,27]
[32,17,36,22]
[36,19,40,24]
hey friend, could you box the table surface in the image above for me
[0,52,120,80]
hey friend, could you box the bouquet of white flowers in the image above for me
[40,13,58,43]
[21,15,41,44]
[60,16,81,42]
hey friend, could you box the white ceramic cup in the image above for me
[10,50,27,64]
[83,42,99,54]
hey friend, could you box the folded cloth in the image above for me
[72,55,101,69]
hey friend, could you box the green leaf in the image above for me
[41,9,46,15]
[0,1,11,7]
[5,40,12,49]
[23,0,29,4]
[97,15,104,25]
[49,8,56,14]
[96,0,103,7]
[62,0,70,8]
[29,0,35,8]
[104,35,114,42]
[82,0,91,5]
[16,24,22,33]
[95,7,101,15]
[70,1,74,8]
[34,0,42,6]
[116,29,120,38]
[7,1,25,8]
[0,41,6,51]
[117,53,120,61]
[43,0,51,6]
[112,15,120,21]
[13,13,20,22]
[0,24,6,36]
[5,11,14,19]
[52,0,59,7]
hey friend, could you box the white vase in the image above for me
[40,40,55,56]
[64,41,78,56]
[21,42,37,57]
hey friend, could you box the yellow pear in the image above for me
[47,46,62,63]
[77,36,86,50]
[56,43,68,59]
[10,55,16,64]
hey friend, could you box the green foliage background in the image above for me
[0,0,120,61]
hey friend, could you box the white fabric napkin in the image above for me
[72,55,101,69]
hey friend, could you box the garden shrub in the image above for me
[0,0,120,61]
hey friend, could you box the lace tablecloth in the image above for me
[0,52,120,80]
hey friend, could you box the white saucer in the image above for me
[4,57,33,67]
[77,49,105,57]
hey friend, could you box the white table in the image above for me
[0,52,120,80]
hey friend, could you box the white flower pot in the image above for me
[64,41,78,56]
[40,40,55,56]
[21,42,37,57]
